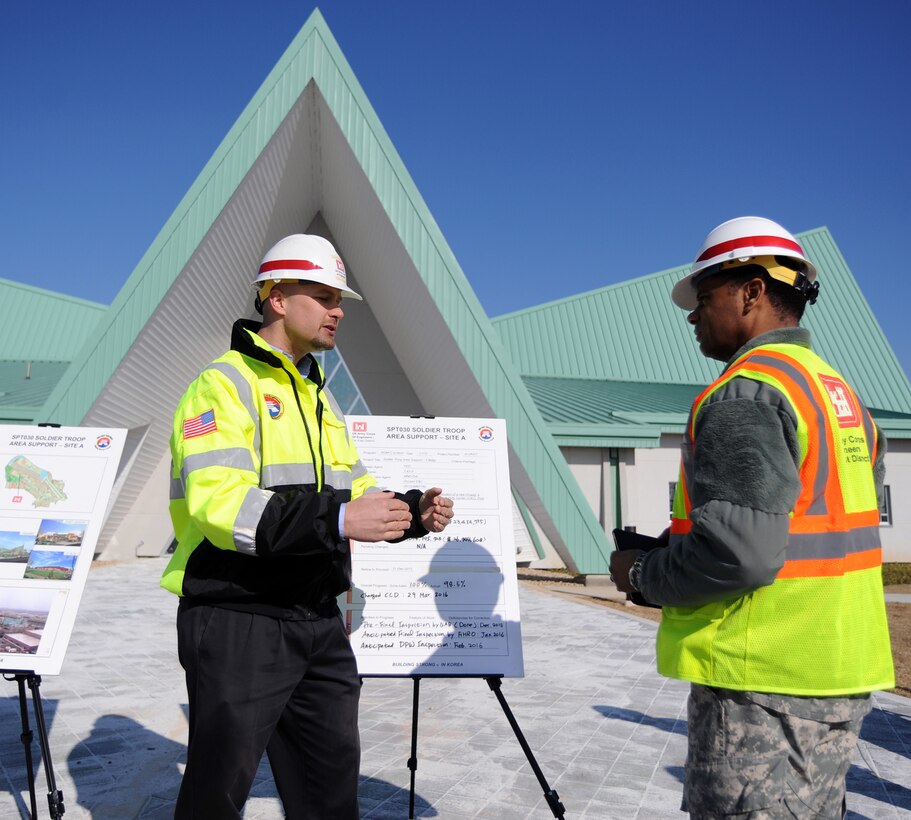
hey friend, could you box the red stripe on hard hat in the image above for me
[259,259,323,274]
[696,235,804,264]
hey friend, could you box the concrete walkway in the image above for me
[0,557,908,819]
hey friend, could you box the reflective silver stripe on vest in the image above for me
[666,518,879,563]
[745,354,830,516]
[169,459,184,500]
[261,462,317,488]
[181,448,257,488]
[787,526,881,560]
[321,386,348,431]
[260,463,354,492]
[234,486,272,555]
[325,467,353,492]
[351,459,369,482]
[205,361,261,459]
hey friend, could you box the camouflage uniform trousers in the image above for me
[683,683,871,819]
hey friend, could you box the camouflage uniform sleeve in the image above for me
[640,378,802,607]
[873,423,887,509]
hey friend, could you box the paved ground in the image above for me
[1,557,909,819]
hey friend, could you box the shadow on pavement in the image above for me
[594,702,911,815]
[0,689,60,819]
[592,704,686,736]
[1,694,439,819]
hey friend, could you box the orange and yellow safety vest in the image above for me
[658,342,894,695]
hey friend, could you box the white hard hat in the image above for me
[672,216,817,310]
[253,234,362,302]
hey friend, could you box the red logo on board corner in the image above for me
[819,375,860,427]
[478,426,494,442]
[95,435,113,450]
[353,421,368,432]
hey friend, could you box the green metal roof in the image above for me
[0,278,107,422]
[494,228,911,416]
[523,375,695,445]
[0,277,106,362]
[31,10,611,573]
[0,361,71,423]
[522,374,911,443]
[524,376,699,423]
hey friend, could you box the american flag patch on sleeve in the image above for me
[183,409,217,439]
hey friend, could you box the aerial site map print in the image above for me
[0,426,125,675]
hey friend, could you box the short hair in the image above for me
[723,265,807,321]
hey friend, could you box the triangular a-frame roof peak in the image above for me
[37,11,608,571]
[494,262,690,323]
[496,224,844,325]
[494,227,911,414]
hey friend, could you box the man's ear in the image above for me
[266,286,286,315]
[742,277,765,313]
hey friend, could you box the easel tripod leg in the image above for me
[408,676,421,820]
[26,675,65,819]
[14,675,39,819]
[485,677,565,819]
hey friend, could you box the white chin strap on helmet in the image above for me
[253,234,363,313]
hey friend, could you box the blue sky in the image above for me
[2,1,909,377]
[0,531,33,551]
[37,519,87,537]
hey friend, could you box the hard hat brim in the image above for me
[254,276,363,301]
[671,274,699,310]
[672,255,817,311]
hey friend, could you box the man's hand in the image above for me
[419,488,454,532]
[344,492,412,542]
[609,548,644,593]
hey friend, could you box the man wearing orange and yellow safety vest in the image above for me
[610,217,893,818]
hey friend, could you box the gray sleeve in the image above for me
[639,379,802,607]
[873,423,887,509]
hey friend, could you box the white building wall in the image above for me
[525,509,567,570]
[558,432,910,564]
[561,447,604,528]
[881,440,911,563]
[622,436,681,537]
[100,443,174,561]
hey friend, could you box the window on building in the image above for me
[880,485,892,526]
[314,347,371,415]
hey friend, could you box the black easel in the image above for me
[404,675,565,819]
[4,671,65,819]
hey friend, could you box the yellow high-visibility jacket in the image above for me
[161,319,423,612]
[657,339,894,695]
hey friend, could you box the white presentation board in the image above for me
[0,425,126,675]
[340,416,524,677]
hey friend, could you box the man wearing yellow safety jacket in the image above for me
[610,217,893,818]
[162,234,454,820]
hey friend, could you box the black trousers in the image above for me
[175,602,362,819]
